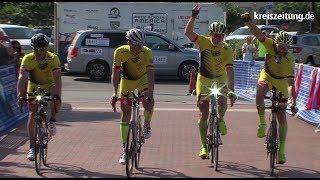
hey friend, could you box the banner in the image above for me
[0,65,28,136]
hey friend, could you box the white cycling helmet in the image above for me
[126,28,145,45]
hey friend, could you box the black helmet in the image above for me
[31,33,49,48]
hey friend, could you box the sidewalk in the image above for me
[0,102,319,178]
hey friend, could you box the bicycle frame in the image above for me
[263,87,289,177]
[20,87,55,175]
[200,83,222,171]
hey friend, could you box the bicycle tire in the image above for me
[135,116,143,170]
[42,119,49,166]
[207,115,214,163]
[269,120,277,176]
[125,123,135,178]
[34,116,42,175]
[213,116,219,171]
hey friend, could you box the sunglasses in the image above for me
[12,46,20,49]
[33,47,46,52]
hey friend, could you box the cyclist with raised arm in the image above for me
[109,28,155,164]
[16,33,62,161]
[241,12,299,164]
[185,4,236,159]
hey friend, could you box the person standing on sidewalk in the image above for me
[184,4,237,159]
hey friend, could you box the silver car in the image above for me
[288,32,320,66]
[64,29,199,81]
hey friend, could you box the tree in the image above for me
[0,2,54,27]
[217,2,246,33]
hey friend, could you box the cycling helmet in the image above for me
[274,31,293,44]
[126,28,145,44]
[31,33,49,48]
[208,22,226,34]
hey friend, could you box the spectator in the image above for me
[242,35,257,63]
[0,31,10,44]
[0,44,9,66]
[256,30,269,61]
[7,40,24,76]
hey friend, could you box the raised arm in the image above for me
[184,5,201,42]
[241,12,264,41]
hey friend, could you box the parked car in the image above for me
[287,32,320,66]
[0,24,36,54]
[0,24,54,54]
[64,29,200,81]
[33,26,54,43]
[226,25,280,42]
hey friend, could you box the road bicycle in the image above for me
[199,83,224,171]
[263,87,292,177]
[19,87,58,175]
[122,90,145,178]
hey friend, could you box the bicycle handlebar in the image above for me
[19,87,59,113]
[111,91,145,113]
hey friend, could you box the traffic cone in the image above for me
[187,67,196,95]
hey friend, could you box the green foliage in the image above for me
[217,2,246,33]
[227,39,246,60]
[0,2,54,26]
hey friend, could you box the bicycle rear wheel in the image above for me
[269,120,277,176]
[213,117,219,171]
[135,116,143,170]
[34,117,43,175]
[125,124,135,178]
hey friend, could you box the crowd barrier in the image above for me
[0,61,319,136]
[0,64,28,137]
[234,60,320,128]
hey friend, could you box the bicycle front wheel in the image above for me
[135,116,143,170]
[34,117,43,175]
[125,124,135,178]
[207,115,214,163]
[42,120,49,166]
[269,120,277,176]
[213,117,219,171]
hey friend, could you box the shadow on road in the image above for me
[134,167,191,178]
[213,161,268,178]
[40,162,125,178]
[212,161,320,178]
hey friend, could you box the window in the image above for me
[81,32,127,47]
[145,35,171,51]
[2,27,35,39]
[301,36,319,46]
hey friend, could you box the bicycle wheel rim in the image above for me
[34,121,42,174]
[125,125,134,177]
[208,116,214,163]
[269,122,276,176]
[135,120,142,170]
[42,121,48,166]
[214,118,219,171]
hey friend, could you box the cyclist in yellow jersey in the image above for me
[185,5,237,159]
[241,12,299,164]
[16,33,62,161]
[109,28,155,165]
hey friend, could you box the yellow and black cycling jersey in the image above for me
[192,34,234,79]
[20,51,61,85]
[260,37,295,79]
[113,45,154,80]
